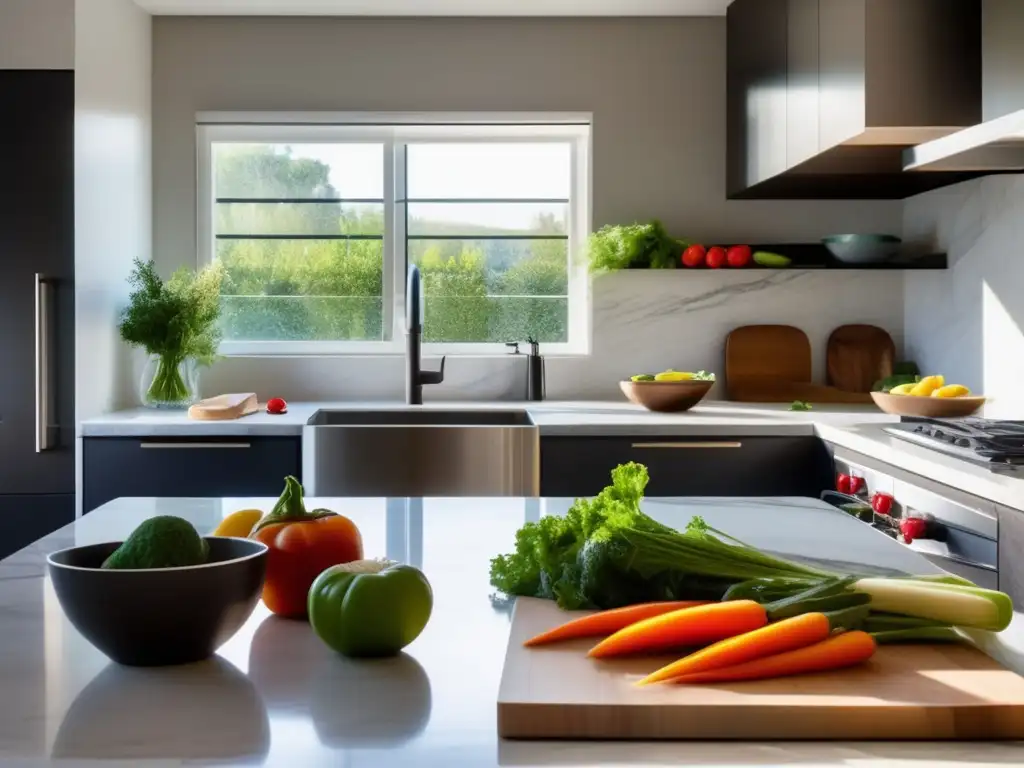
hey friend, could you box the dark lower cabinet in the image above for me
[998,504,1024,610]
[540,436,834,498]
[0,495,75,560]
[82,437,302,513]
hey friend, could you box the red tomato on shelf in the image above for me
[681,245,707,268]
[727,245,752,268]
[266,397,288,415]
[706,247,727,269]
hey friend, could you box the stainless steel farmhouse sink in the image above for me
[302,409,540,497]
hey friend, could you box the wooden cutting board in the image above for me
[188,393,258,421]
[827,325,896,394]
[725,325,872,403]
[725,324,812,388]
[498,598,1024,740]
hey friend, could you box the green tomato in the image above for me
[308,559,433,658]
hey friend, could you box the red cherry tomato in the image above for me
[871,492,895,517]
[266,397,288,414]
[900,517,928,544]
[727,245,752,268]
[706,247,727,269]
[681,245,707,268]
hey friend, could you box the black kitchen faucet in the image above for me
[406,265,445,405]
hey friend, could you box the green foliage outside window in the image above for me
[214,145,571,345]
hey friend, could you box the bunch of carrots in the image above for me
[523,576,1008,685]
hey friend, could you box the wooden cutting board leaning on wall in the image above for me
[725,325,871,404]
[826,324,896,394]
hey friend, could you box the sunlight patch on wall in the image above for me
[982,280,1024,416]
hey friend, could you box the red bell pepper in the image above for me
[848,476,866,495]
[871,492,895,517]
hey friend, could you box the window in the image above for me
[197,115,591,355]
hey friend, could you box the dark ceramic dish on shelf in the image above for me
[823,234,902,264]
[47,537,267,667]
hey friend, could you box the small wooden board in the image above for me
[827,324,896,394]
[498,598,1024,740]
[188,393,258,421]
[725,324,812,389]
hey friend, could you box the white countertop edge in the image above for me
[76,401,1024,511]
[77,401,885,438]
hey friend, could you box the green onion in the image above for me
[871,627,965,644]
[853,578,1013,631]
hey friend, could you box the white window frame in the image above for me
[196,112,592,357]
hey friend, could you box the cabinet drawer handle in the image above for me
[631,441,743,449]
[139,442,252,450]
[35,274,55,453]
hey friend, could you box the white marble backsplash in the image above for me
[904,175,1024,418]
[201,269,905,402]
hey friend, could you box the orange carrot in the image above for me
[671,630,876,684]
[638,612,831,685]
[525,601,710,647]
[588,600,767,659]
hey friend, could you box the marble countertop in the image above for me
[79,400,897,437]
[5,494,1024,766]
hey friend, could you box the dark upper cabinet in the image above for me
[786,0,820,169]
[726,0,788,194]
[728,0,988,199]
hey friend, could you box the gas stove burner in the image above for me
[887,417,1024,471]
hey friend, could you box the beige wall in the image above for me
[152,16,904,400]
[0,0,74,69]
[152,16,901,274]
[75,0,152,425]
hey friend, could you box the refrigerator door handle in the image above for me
[35,274,55,452]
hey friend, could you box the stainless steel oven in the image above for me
[825,450,998,589]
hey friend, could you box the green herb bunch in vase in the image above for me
[119,259,224,408]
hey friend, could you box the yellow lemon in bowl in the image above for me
[212,509,263,538]
[932,384,972,398]
[653,370,694,382]
[909,375,944,397]
[889,383,917,395]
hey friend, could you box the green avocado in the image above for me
[102,515,209,569]
[630,374,656,382]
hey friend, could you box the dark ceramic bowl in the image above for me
[47,537,268,667]
[822,234,902,264]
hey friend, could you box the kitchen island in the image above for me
[4,495,1024,766]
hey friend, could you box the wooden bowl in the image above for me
[871,391,986,418]
[619,380,714,413]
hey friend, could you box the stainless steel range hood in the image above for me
[904,110,1024,173]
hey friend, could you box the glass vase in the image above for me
[140,354,200,409]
